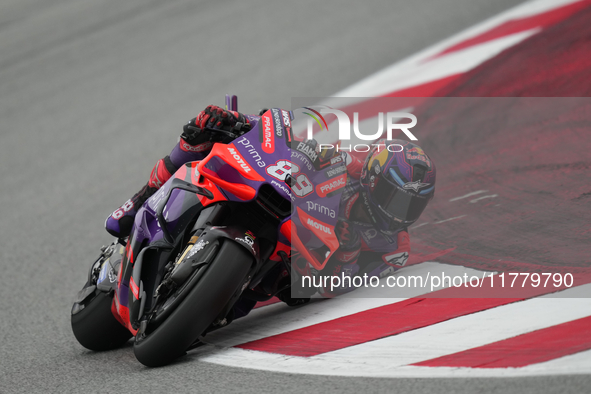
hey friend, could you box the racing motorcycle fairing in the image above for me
[88,107,351,339]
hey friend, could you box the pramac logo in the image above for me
[261,113,275,154]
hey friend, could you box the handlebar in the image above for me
[202,125,251,144]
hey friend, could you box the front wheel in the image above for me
[71,289,132,351]
[133,240,253,367]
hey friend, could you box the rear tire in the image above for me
[133,240,252,367]
[71,290,132,351]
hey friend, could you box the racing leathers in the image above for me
[292,150,411,298]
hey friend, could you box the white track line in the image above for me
[434,215,468,224]
[335,0,584,98]
[470,194,498,203]
[198,285,591,377]
[321,285,591,366]
[337,30,538,98]
[449,190,488,201]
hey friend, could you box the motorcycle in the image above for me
[71,96,347,367]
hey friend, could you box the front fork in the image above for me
[129,202,259,332]
[71,239,125,316]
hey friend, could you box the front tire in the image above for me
[133,240,252,367]
[71,290,132,351]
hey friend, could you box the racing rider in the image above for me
[287,138,436,299]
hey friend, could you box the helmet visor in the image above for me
[383,190,429,222]
[373,177,430,223]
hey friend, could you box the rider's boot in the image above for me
[104,183,157,238]
[105,157,176,238]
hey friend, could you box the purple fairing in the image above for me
[115,108,345,309]
[150,113,264,241]
[116,178,204,309]
[135,111,265,244]
[230,109,345,265]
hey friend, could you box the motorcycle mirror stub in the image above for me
[225,94,238,111]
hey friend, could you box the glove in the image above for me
[181,118,210,146]
[181,105,251,146]
[197,105,250,132]
[335,220,360,249]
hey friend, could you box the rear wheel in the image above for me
[133,240,252,367]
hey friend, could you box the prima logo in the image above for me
[236,137,266,167]
[306,201,336,218]
[302,106,417,151]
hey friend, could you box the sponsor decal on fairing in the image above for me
[236,137,266,167]
[316,174,347,197]
[296,141,318,163]
[261,114,275,154]
[227,147,253,173]
[306,218,333,235]
[306,201,336,219]
[324,163,347,179]
[271,180,295,202]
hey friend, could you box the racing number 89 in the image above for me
[266,160,297,181]
[112,199,134,220]
[291,174,313,197]
[266,160,313,197]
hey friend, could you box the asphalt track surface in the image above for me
[1,0,588,393]
[409,6,591,273]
